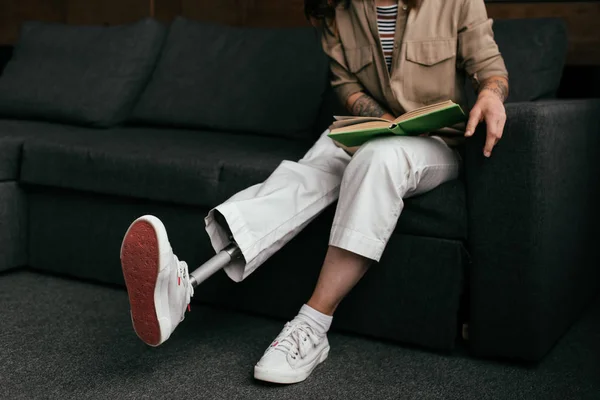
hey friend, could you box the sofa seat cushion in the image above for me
[0,121,308,207]
[0,182,27,271]
[0,120,467,240]
[0,136,22,181]
[0,19,165,127]
[131,17,329,140]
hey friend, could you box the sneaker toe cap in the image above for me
[256,348,292,370]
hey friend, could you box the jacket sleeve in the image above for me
[457,0,508,86]
[321,21,365,106]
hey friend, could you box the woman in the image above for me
[120,0,508,385]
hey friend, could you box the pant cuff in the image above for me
[329,224,386,261]
[204,204,254,283]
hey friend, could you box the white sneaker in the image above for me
[120,215,194,346]
[254,319,330,384]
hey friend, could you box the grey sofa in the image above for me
[0,16,597,362]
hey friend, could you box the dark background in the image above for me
[0,0,598,98]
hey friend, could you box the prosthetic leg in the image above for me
[189,243,241,288]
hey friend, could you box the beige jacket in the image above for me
[321,0,508,116]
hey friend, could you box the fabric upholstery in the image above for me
[0,136,22,181]
[0,120,467,240]
[14,122,310,207]
[465,99,600,360]
[26,189,465,349]
[0,19,165,127]
[0,182,27,271]
[131,17,330,139]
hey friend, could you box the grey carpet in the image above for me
[0,270,598,400]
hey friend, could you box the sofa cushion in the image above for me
[2,120,310,207]
[0,137,22,181]
[0,120,467,240]
[0,182,27,271]
[131,17,329,140]
[0,19,165,127]
[463,18,568,105]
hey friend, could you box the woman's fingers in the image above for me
[465,106,482,137]
[483,135,497,158]
[483,112,506,157]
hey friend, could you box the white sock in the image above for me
[296,304,332,334]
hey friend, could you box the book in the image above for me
[327,100,467,147]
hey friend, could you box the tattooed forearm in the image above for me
[478,77,509,102]
[350,93,388,117]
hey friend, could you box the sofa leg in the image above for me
[189,243,241,288]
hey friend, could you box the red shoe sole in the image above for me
[121,220,161,346]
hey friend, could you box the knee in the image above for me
[348,139,411,175]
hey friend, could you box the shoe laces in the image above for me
[175,256,194,312]
[272,321,318,360]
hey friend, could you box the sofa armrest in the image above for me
[465,99,600,360]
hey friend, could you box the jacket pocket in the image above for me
[403,39,457,103]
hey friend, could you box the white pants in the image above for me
[205,130,461,282]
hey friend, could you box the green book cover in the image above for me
[327,101,467,147]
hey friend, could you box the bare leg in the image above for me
[306,245,372,316]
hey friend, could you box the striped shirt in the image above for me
[376,4,399,71]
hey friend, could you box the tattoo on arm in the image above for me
[351,93,388,117]
[479,78,509,102]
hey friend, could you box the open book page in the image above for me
[394,100,455,123]
[328,120,392,135]
[334,116,390,122]
[330,115,390,130]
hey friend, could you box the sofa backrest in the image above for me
[130,17,330,140]
[0,19,166,128]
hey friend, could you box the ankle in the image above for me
[297,304,333,334]
[306,299,336,317]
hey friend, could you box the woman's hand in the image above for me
[465,77,509,158]
[335,92,396,155]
